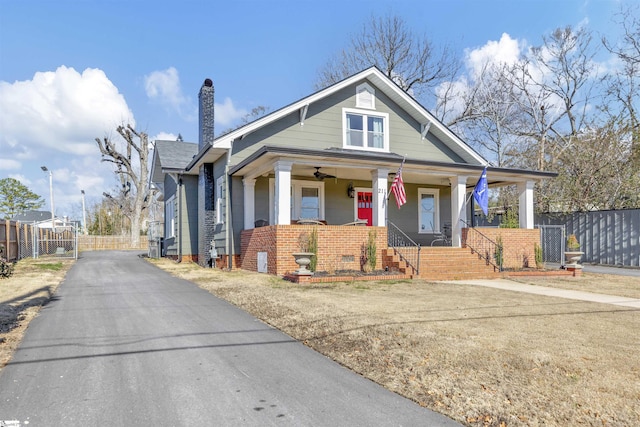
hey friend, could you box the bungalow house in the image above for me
[151,67,556,279]
[150,139,199,260]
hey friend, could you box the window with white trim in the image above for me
[343,108,389,152]
[165,195,176,238]
[216,176,224,224]
[418,188,440,233]
[292,180,324,220]
[269,179,325,221]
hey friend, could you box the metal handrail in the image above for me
[387,221,420,275]
[460,219,503,271]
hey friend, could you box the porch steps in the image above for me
[382,249,420,278]
[419,247,501,281]
[383,247,500,281]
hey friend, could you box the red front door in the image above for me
[357,191,373,226]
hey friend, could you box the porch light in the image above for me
[347,182,355,198]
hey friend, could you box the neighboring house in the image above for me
[151,67,556,278]
[12,210,74,229]
[150,139,199,261]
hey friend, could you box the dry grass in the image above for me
[149,259,640,427]
[2,256,638,426]
[0,257,74,368]
[511,272,640,299]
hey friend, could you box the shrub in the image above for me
[297,228,318,272]
[566,234,580,250]
[362,229,377,273]
[0,257,14,279]
[499,208,519,228]
[494,235,504,270]
[535,243,544,269]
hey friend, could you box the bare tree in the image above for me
[501,26,599,172]
[95,124,150,246]
[459,63,524,167]
[315,14,459,106]
[602,6,640,163]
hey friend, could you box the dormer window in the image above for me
[356,83,375,109]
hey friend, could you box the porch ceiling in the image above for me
[230,146,557,187]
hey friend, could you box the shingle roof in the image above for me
[12,210,52,222]
[155,140,198,169]
[151,140,198,183]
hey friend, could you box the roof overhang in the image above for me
[229,146,557,187]
[186,142,230,172]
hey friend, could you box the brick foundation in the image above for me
[462,228,540,270]
[241,225,388,276]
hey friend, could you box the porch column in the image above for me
[243,178,256,230]
[450,175,469,247]
[372,168,389,226]
[518,180,535,229]
[274,161,292,225]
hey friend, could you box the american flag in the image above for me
[390,159,406,209]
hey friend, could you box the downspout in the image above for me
[224,140,234,270]
[177,174,183,262]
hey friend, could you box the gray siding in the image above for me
[163,174,178,256]
[230,78,468,167]
[387,183,452,246]
[182,175,199,256]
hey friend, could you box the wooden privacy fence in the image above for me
[0,220,20,261]
[1,220,77,261]
[1,220,148,261]
[78,235,148,251]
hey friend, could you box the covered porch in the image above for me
[232,146,554,278]
[233,146,548,243]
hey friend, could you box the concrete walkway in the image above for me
[442,279,640,309]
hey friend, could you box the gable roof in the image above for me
[12,210,52,222]
[150,140,199,184]
[187,66,487,172]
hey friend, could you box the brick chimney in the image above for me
[199,78,214,150]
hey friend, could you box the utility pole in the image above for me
[81,190,87,234]
[41,166,55,232]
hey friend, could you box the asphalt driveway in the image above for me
[0,251,459,426]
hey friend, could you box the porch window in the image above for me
[270,179,325,222]
[418,188,439,233]
[292,181,324,220]
[343,108,389,152]
[300,187,320,219]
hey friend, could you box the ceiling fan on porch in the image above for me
[314,167,336,181]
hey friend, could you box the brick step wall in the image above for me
[383,247,500,281]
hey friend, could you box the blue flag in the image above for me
[473,167,489,216]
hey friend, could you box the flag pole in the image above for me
[387,155,406,202]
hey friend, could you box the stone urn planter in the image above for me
[564,251,584,265]
[292,252,315,275]
[564,234,583,270]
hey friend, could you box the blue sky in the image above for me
[0,0,630,219]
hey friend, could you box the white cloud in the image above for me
[215,97,247,128]
[144,67,193,119]
[0,66,135,156]
[0,159,21,170]
[465,33,522,78]
[152,132,179,141]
